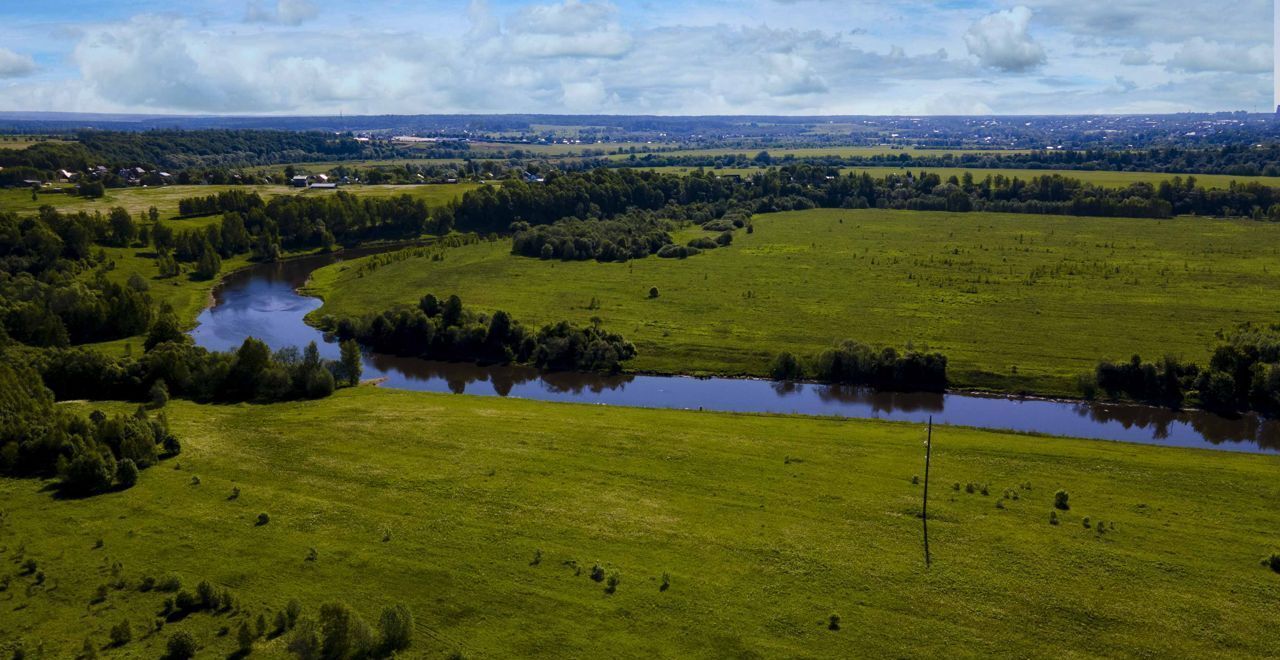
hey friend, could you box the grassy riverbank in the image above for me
[1,388,1277,657]
[307,208,1280,396]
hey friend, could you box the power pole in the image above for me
[922,415,932,568]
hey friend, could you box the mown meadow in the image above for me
[2,388,1278,658]
[307,209,1280,395]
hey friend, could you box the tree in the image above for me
[378,604,414,653]
[146,310,186,350]
[108,207,138,246]
[149,379,170,408]
[165,631,197,659]
[318,602,374,660]
[339,340,362,386]
[195,245,222,280]
[63,448,116,495]
[117,458,139,489]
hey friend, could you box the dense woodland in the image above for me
[325,294,636,373]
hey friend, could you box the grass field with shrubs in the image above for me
[1,387,1278,657]
[306,208,1280,395]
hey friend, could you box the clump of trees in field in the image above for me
[0,362,180,496]
[769,341,949,392]
[23,336,356,404]
[286,601,414,659]
[1083,324,1280,415]
[325,293,635,373]
[510,212,673,262]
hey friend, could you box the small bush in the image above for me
[965,483,975,494]
[911,475,920,485]
[109,619,132,646]
[175,590,198,612]
[995,499,1005,509]
[769,351,804,380]
[1049,511,1059,525]
[952,482,960,491]
[1082,517,1091,529]
[605,572,620,594]
[306,547,318,562]
[1054,489,1070,510]
[590,563,605,582]
[139,575,156,592]
[530,549,542,566]
[648,286,659,299]
[256,512,270,526]
[237,623,254,653]
[229,486,240,500]
[157,574,181,592]
[1263,553,1280,573]
[164,631,197,659]
[660,572,670,592]
[286,600,302,628]
[828,613,841,631]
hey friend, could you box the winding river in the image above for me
[190,249,1280,455]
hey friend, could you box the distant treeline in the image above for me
[0,130,426,176]
[619,144,1280,178]
[448,167,1280,239]
[324,293,636,373]
[0,361,180,496]
[770,341,949,392]
[1086,324,1280,416]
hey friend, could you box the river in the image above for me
[189,249,1280,454]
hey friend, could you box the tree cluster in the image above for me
[0,361,179,496]
[327,293,636,373]
[1087,324,1280,415]
[770,341,949,392]
[510,212,674,262]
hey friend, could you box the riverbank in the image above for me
[6,387,1279,657]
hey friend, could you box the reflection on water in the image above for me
[190,250,1280,455]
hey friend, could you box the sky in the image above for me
[0,0,1272,116]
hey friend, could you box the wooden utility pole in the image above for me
[922,415,932,568]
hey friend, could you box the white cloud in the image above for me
[964,6,1046,72]
[1119,49,1152,66]
[1166,37,1270,74]
[245,0,318,26]
[0,47,37,78]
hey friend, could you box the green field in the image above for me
[0,183,479,221]
[307,209,1280,395]
[2,388,1278,657]
[636,165,1280,190]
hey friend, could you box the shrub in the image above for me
[1264,553,1280,573]
[157,574,181,592]
[237,623,254,653]
[149,380,170,409]
[317,602,375,660]
[952,482,960,491]
[687,236,719,250]
[256,512,270,526]
[996,499,1005,509]
[911,475,920,485]
[109,619,132,646]
[286,599,302,628]
[1082,517,1091,529]
[828,613,841,631]
[1049,511,1059,525]
[287,619,321,659]
[175,590,198,612]
[197,580,217,610]
[590,563,605,582]
[1054,490,1070,510]
[164,631,197,659]
[605,572,621,594]
[965,483,975,494]
[379,604,414,652]
[660,572,670,592]
[117,458,139,489]
[715,231,734,247]
[648,286,659,299]
[139,575,156,592]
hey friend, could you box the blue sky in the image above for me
[0,0,1272,115]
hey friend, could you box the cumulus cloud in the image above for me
[0,47,37,78]
[1166,37,1270,74]
[964,7,1046,72]
[1119,49,1152,66]
[245,0,318,26]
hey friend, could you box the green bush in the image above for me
[605,572,621,594]
[164,631,197,659]
[117,458,139,489]
[1054,489,1070,510]
[590,563,605,582]
[109,619,131,646]
[1264,553,1280,573]
[769,352,804,380]
[256,512,270,526]
[828,613,841,631]
[648,286,659,299]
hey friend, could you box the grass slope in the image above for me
[1,389,1278,657]
[308,209,1280,395]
